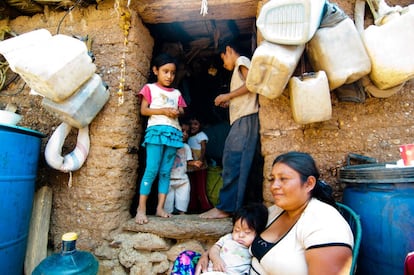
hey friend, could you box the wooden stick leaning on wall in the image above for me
[24,186,53,275]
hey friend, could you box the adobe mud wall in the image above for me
[0,0,153,252]
[0,0,413,274]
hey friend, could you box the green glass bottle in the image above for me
[32,232,99,275]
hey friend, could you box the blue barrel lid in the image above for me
[339,162,414,184]
[0,123,45,138]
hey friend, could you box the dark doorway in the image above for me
[131,22,264,216]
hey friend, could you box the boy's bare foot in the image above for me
[199,207,230,219]
[156,209,172,218]
[135,210,148,224]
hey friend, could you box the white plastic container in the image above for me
[0,29,52,71]
[246,41,305,99]
[256,0,326,45]
[289,71,332,124]
[41,74,109,128]
[0,110,22,125]
[307,17,372,90]
[363,5,414,89]
[13,34,96,102]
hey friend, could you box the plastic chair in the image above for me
[336,202,362,275]
[405,251,414,275]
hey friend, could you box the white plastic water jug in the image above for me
[0,29,52,71]
[256,0,326,45]
[289,71,332,124]
[307,17,372,90]
[363,5,414,89]
[246,41,305,99]
[13,34,96,102]
[41,74,109,128]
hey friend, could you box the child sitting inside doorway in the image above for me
[165,121,202,214]
[187,116,213,213]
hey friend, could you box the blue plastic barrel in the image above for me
[339,162,414,275]
[0,123,45,275]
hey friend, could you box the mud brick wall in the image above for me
[1,0,414,273]
[0,1,153,250]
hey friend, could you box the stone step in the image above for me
[123,214,232,240]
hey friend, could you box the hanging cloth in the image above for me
[200,0,208,16]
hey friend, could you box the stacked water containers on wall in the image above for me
[0,29,110,172]
[247,0,372,124]
[0,29,109,128]
[247,0,325,99]
[247,0,329,124]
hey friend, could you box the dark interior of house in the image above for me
[145,18,258,163]
[136,20,264,215]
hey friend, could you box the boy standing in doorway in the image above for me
[200,40,260,219]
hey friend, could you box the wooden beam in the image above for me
[24,186,53,275]
[132,0,259,24]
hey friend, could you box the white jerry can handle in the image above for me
[45,122,90,173]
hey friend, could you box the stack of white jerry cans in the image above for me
[247,0,372,124]
[0,29,110,172]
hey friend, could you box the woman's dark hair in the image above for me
[233,203,268,234]
[152,53,177,69]
[272,151,337,208]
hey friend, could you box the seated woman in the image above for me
[197,151,354,275]
[250,151,353,275]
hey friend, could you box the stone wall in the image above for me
[95,215,232,274]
